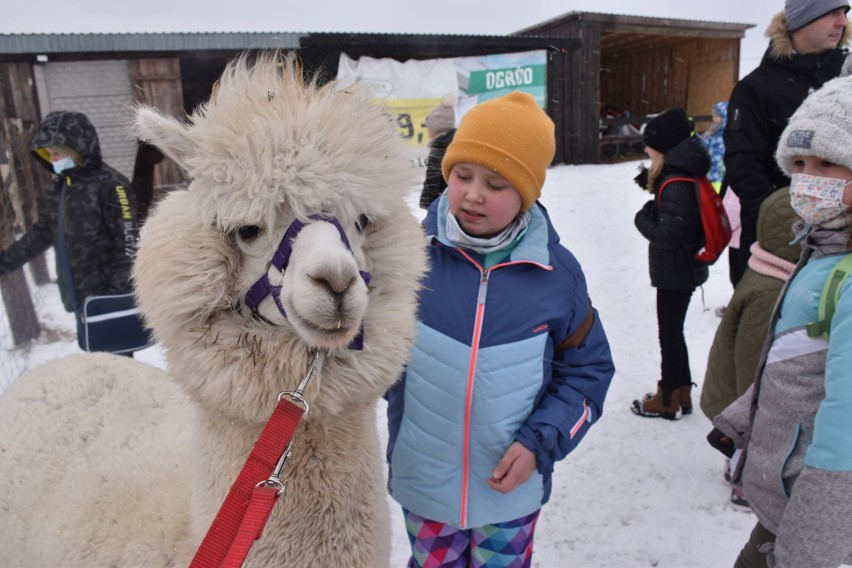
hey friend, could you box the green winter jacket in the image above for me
[700,188,801,420]
[0,111,139,312]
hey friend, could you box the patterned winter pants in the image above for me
[402,508,540,568]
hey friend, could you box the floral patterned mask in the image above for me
[789,173,851,226]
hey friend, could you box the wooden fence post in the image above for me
[0,167,40,346]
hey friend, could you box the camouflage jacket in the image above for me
[0,111,139,312]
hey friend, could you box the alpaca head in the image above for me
[133,52,426,421]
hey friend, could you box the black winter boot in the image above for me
[679,382,696,415]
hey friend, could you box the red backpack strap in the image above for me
[656,176,696,204]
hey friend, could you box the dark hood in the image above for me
[30,111,102,173]
[661,135,711,179]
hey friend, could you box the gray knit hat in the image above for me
[425,93,456,133]
[776,75,852,174]
[785,0,850,31]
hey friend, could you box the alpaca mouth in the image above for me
[291,309,361,342]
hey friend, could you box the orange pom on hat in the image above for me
[442,91,555,210]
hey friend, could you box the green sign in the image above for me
[467,65,546,95]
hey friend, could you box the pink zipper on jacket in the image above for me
[454,247,552,528]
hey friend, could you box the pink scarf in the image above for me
[747,242,797,282]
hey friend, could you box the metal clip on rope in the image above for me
[278,349,322,414]
[259,350,323,493]
[257,440,293,495]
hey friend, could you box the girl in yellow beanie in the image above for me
[385,91,615,567]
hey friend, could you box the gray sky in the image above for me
[3,0,783,76]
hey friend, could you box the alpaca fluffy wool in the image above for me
[0,52,427,568]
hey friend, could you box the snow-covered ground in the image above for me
[1,159,760,567]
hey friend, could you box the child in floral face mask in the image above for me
[788,157,852,227]
[707,75,852,568]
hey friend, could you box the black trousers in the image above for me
[733,521,775,568]
[728,246,749,289]
[656,288,694,392]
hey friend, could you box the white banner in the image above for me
[337,54,458,149]
[336,50,547,152]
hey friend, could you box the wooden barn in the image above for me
[0,13,753,346]
[0,32,578,191]
[0,12,752,176]
[519,12,753,162]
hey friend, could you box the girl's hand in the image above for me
[487,442,537,494]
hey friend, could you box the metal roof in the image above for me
[515,11,755,56]
[0,30,574,57]
[516,10,755,36]
[0,32,304,54]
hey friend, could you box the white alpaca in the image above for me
[0,53,426,567]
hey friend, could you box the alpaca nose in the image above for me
[313,272,356,296]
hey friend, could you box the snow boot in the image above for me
[730,483,751,511]
[679,383,696,415]
[631,384,680,420]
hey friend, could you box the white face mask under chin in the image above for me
[789,173,851,226]
[52,156,76,174]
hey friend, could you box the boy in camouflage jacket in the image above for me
[0,111,139,317]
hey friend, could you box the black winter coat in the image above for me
[419,129,455,209]
[0,111,139,312]
[634,136,710,290]
[724,14,848,248]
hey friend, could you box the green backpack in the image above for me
[806,252,852,340]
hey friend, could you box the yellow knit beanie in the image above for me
[442,91,555,210]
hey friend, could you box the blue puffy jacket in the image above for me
[386,196,614,528]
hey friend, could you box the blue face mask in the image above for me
[52,155,76,174]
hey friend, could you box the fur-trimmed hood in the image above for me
[766,9,852,59]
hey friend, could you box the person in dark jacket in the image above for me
[0,111,140,343]
[631,107,710,420]
[723,0,850,287]
[419,94,457,209]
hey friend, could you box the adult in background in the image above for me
[419,94,457,209]
[631,108,710,420]
[0,111,140,349]
[723,0,850,287]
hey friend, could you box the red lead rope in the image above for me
[189,397,305,568]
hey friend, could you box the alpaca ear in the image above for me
[133,106,195,173]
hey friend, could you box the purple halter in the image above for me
[243,214,371,350]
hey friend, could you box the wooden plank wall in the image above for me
[0,62,47,344]
[600,37,738,131]
[128,58,187,221]
[129,58,186,188]
[0,62,51,283]
[555,20,601,165]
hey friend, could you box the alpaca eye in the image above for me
[355,214,370,234]
[236,225,263,242]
